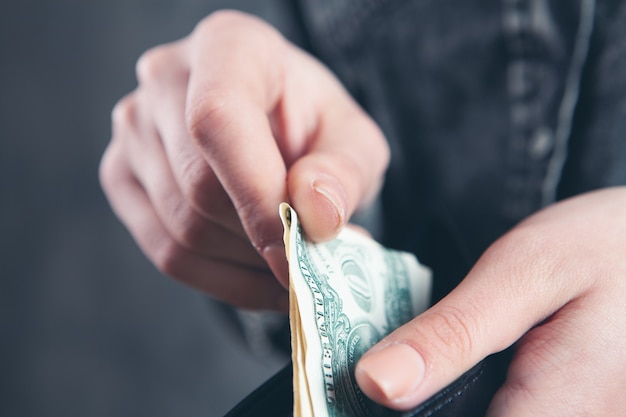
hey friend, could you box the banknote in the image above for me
[279,203,432,417]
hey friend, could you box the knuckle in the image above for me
[177,223,206,250]
[196,10,239,31]
[98,143,119,194]
[194,9,260,38]
[152,238,187,279]
[170,203,208,250]
[423,306,479,364]
[185,88,236,145]
[177,159,227,218]
[135,44,175,85]
[111,94,136,132]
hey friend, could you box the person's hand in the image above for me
[356,187,626,416]
[99,10,389,311]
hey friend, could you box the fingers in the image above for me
[355,223,590,410]
[124,95,266,269]
[356,189,626,412]
[103,10,391,304]
[487,289,626,416]
[135,40,245,237]
[100,117,288,311]
[184,11,289,259]
[287,72,389,241]
[184,10,390,253]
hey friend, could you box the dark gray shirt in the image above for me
[264,0,626,300]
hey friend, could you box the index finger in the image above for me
[184,11,292,271]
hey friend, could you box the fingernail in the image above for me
[357,343,426,403]
[312,175,346,231]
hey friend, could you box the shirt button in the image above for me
[528,127,554,159]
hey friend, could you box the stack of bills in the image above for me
[279,203,432,417]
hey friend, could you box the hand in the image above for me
[99,10,389,311]
[356,187,626,416]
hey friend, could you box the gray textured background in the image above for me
[0,1,294,415]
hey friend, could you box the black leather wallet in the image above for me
[225,354,503,417]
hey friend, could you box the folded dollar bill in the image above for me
[279,203,432,417]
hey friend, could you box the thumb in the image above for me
[287,97,389,242]
[354,227,582,411]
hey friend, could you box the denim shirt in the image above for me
[223,1,625,408]
[271,0,626,300]
[235,0,626,308]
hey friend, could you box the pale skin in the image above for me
[100,10,626,416]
